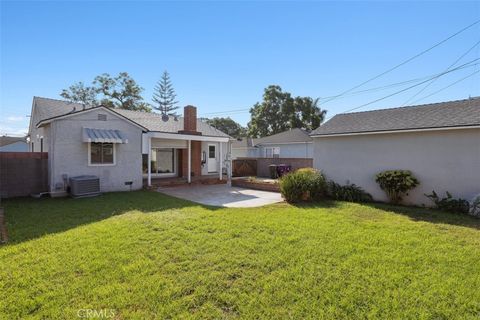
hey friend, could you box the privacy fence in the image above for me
[232,157,313,177]
[0,152,48,198]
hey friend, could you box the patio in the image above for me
[156,183,283,208]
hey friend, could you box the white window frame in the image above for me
[265,147,280,158]
[143,148,178,177]
[88,142,116,166]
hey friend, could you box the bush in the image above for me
[425,190,470,214]
[327,181,373,203]
[375,170,419,204]
[470,194,480,217]
[279,168,327,203]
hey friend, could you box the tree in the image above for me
[60,82,98,106]
[94,72,151,112]
[152,71,179,114]
[205,117,246,139]
[247,85,327,137]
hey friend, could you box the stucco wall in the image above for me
[257,143,313,158]
[313,128,480,206]
[49,110,143,193]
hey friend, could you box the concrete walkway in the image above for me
[157,183,283,208]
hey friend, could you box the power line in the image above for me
[334,58,480,115]
[320,19,480,105]
[411,70,480,104]
[401,39,480,106]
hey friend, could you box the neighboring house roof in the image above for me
[311,97,480,136]
[31,97,230,138]
[0,136,27,147]
[231,137,257,148]
[255,128,312,144]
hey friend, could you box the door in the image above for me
[208,144,218,173]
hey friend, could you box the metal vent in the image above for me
[98,114,107,121]
[69,175,100,197]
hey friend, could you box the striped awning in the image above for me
[82,128,128,144]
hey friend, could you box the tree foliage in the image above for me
[205,117,246,139]
[152,71,179,114]
[60,72,151,112]
[247,85,327,138]
[60,82,98,106]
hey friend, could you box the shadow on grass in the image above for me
[2,190,216,244]
[365,202,480,230]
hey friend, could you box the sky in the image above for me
[1,1,479,136]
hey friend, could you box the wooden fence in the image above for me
[0,152,48,198]
[233,157,313,177]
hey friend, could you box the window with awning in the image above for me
[82,128,128,144]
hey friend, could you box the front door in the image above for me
[208,144,218,173]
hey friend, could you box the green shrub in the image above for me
[280,168,327,203]
[425,190,470,214]
[375,170,419,204]
[327,181,373,203]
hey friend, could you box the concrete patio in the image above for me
[156,183,283,208]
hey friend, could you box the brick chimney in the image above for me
[179,105,201,135]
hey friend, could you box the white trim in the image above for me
[311,125,480,138]
[187,140,191,184]
[147,137,152,186]
[256,141,312,145]
[36,106,147,131]
[219,142,223,180]
[87,142,116,166]
[146,131,229,142]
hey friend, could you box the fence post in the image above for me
[0,207,8,244]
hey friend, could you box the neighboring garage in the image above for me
[311,97,480,206]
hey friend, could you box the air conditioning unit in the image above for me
[69,175,100,198]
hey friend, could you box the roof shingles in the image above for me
[311,97,480,136]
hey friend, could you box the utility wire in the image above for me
[334,58,480,115]
[411,70,480,104]
[320,19,480,105]
[401,39,480,106]
[199,61,480,118]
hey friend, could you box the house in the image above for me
[311,97,480,206]
[232,128,313,159]
[0,136,28,152]
[28,97,232,193]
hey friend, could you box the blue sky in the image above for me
[1,1,479,136]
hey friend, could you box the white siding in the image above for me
[313,129,480,206]
[258,143,313,158]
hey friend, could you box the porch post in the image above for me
[219,142,223,180]
[147,136,152,187]
[187,140,191,184]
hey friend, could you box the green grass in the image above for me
[1,191,480,319]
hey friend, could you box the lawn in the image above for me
[1,191,480,319]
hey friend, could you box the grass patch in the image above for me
[1,191,480,319]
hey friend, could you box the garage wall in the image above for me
[313,128,480,206]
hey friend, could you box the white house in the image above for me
[311,97,480,206]
[232,128,313,159]
[28,97,232,193]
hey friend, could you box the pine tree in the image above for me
[152,71,179,114]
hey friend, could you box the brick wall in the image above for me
[244,157,313,177]
[0,152,48,198]
[179,141,202,177]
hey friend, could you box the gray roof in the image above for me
[255,128,312,144]
[0,136,27,147]
[32,97,230,138]
[311,97,480,136]
[231,137,257,148]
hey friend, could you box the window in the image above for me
[209,145,216,158]
[265,147,280,158]
[142,148,175,175]
[89,143,115,165]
